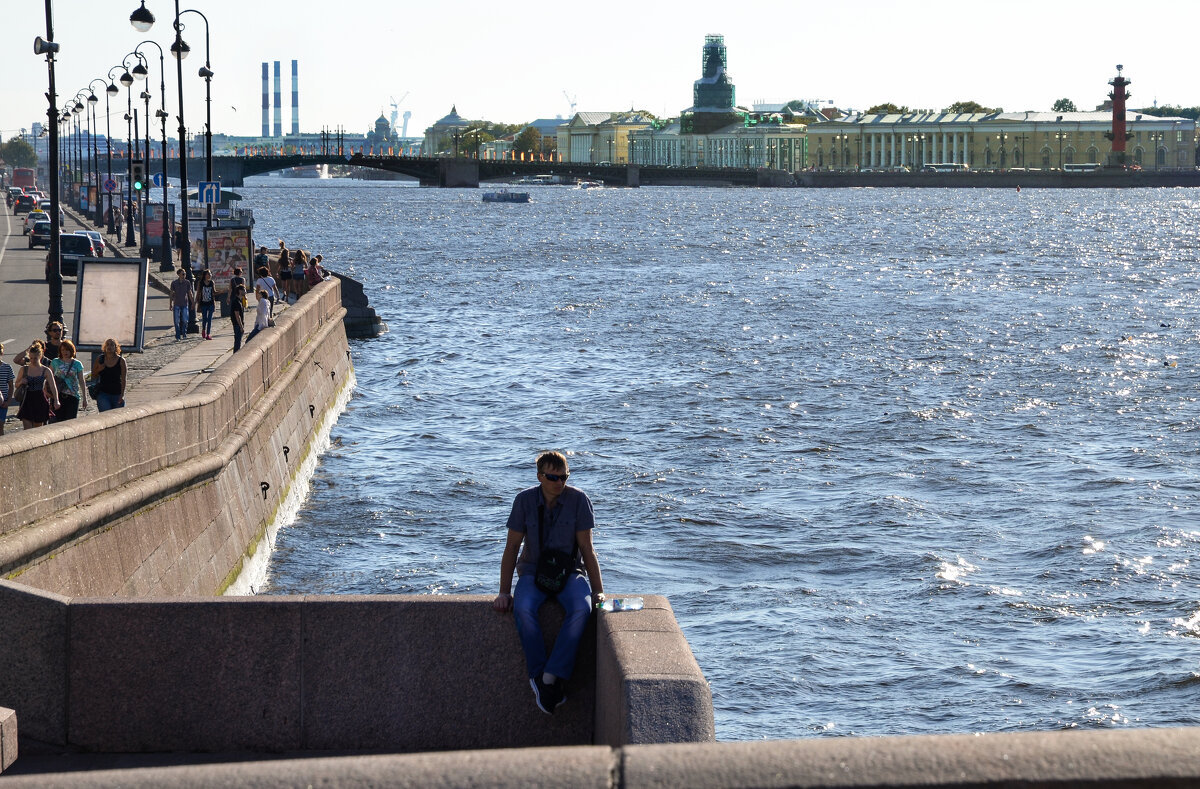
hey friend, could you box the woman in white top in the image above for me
[253,265,280,316]
[246,289,272,344]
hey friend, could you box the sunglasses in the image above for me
[542,472,569,482]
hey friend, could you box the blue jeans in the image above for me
[96,391,124,411]
[173,305,190,339]
[199,303,215,336]
[513,572,593,680]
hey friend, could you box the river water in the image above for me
[244,177,1200,740]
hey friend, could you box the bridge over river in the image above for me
[159,153,781,188]
[157,153,1200,189]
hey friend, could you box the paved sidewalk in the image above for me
[4,206,283,422]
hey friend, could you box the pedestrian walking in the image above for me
[197,270,216,340]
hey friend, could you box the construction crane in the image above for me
[563,91,577,117]
[390,92,410,135]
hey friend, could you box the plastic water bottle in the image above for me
[599,597,644,612]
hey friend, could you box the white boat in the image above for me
[482,190,530,203]
[576,180,603,189]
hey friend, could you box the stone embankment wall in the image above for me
[0,277,714,761]
[797,169,1200,188]
[0,583,712,755]
[0,280,351,597]
[5,727,1200,787]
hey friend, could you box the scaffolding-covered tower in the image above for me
[683,35,744,134]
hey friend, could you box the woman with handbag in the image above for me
[49,339,88,420]
[92,338,127,412]
[14,341,60,429]
[492,451,604,715]
[197,270,217,340]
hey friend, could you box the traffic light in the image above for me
[132,160,145,192]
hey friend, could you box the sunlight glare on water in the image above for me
[249,180,1200,740]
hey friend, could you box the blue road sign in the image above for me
[103,178,118,193]
[198,181,221,205]
[152,172,164,187]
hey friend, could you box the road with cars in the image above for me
[0,204,174,356]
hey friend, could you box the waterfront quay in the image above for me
[3,190,1200,786]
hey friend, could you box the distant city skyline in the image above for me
[2,1,1199,143]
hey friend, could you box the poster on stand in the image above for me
[204,227,251,292]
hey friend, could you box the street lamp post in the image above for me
[75,95,94,217]
[87,80,107,225]
[119,60,139,247]
[139,86,152,254]
[130,0,200,331]
[34,5,63,325]
[104,69,122,232]
[177,9,213,230]
[136,40,173,272]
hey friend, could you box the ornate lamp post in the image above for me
[176,9,213,230]
[139,86,152,253]
[1051,125,1070,170]
[73,93,94,216]
[131,0,199,332]
[118,58,141,246]
[87,80,107,225]
[136,40,173,271]
[104,69,123,232]
[1149,131,1164,169]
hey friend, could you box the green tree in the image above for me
[1137,105,1200,120]
[1051,98,1078,113]
[0,138,37,169]
[866,103,909,115]
[944,100,996,114]
[513,127,542,154]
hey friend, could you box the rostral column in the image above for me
[1105,65,1132,167]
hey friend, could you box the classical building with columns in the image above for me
[808,110,1198,171]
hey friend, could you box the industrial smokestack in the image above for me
[273,60,282,138]
[261,63,269,137]
[291,60,299,135]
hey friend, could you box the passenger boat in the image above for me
[482,190,530,203]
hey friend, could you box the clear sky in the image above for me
[3,0,1199,142]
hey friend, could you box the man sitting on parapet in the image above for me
[493,451,604,715]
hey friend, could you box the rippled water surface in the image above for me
[247,179,1200,739]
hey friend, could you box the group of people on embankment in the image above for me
[0,323,127,434]
[168,239,329,352]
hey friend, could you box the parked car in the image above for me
[23,210,48,234]
[12,194,36,214]
[29,221,52,249]
[46,233,98,280]
[76,230,106,256]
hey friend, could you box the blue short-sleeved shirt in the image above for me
[506,485,595,576]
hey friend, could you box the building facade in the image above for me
[422,106,472,157]
[556,112,656,164]
[629,117,807,170]
[807,111,1198,171]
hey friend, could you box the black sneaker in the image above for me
[552,680,567,710]
[530,677,554,715]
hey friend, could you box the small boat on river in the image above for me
[482,190,530,203]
